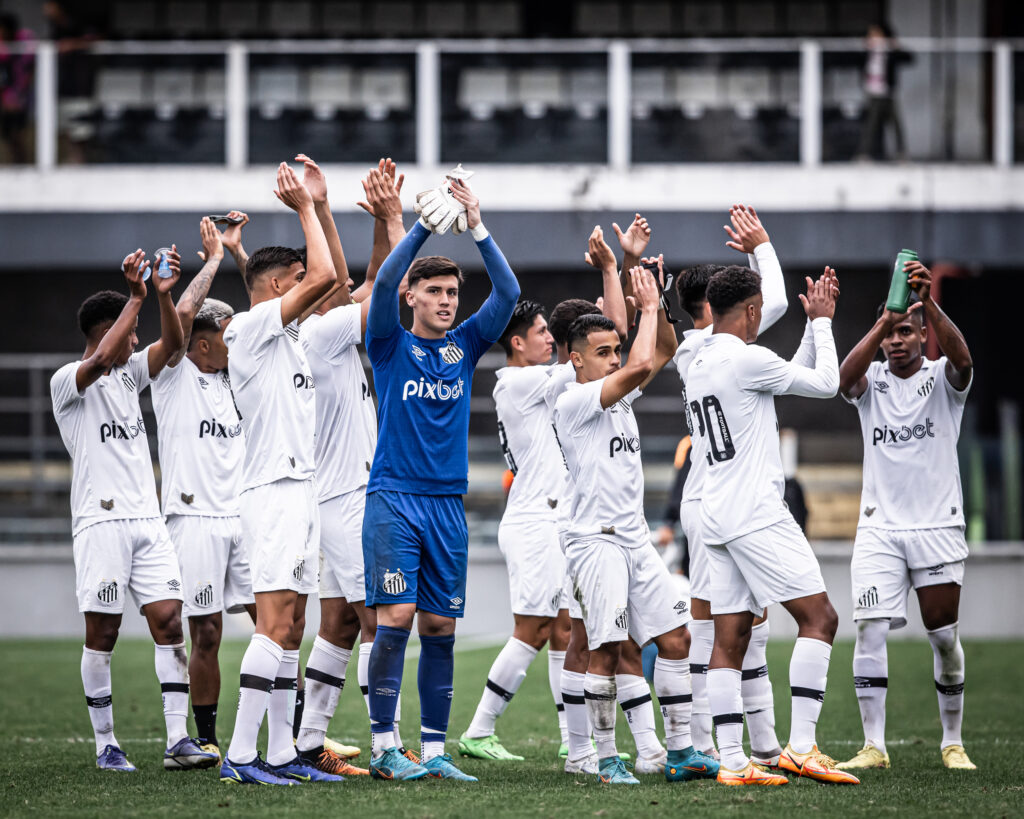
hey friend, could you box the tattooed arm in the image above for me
[168,217,224,368]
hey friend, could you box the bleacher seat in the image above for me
[198,69,226,118]
[673,68,722,119]
[96,69,147,118]
[779,68,801,117]
[424,2,468,36]
[569,69,606,119]
[457,68,513,120]
[631,68,669,119]
[725,69,773,119]
[267,1,315,36]
[308,67,357,119]
[151,68,197,120]
[253,68,303,119]
[516,69,564,119]
[359,69,410,120]
[827,68,863,118]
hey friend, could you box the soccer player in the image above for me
[673,205,789,765]
[362,177,519,782]
[836,260,976,771]
[294,157,405,777]
[554,261,719,786]
[685,265,858,786]
[218,162,341,786]
[51,247,218,772]
[150,217,254,761]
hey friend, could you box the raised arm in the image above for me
[782,274,839,398]
[168,218,224,368]
[211,210,250,290]
[907,260,973,391]
[725,204,787,332]
[612,213,651,328]
[600,266,661,408]
[583,225,628,340]
[145,246,186,378]
[359,158,407,284]
[791,267,839,368]
[296,153,350,299]
[366,221,431,339]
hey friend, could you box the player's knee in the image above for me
[190,617,221,654]
[821,601,839,640]
[88,621,120,651]
[150,606,184,643]
[655,627,690,660]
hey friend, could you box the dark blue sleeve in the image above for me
[366,221,430,340]
[473,233,521,342]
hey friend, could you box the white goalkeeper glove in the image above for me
[413,165,475,236]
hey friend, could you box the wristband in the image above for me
[471,223,489,242]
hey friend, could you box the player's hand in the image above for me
[584,225,617,272]
[274,161,314,212]
[122,249,149,299]
[612,213,651,258]
[197,216,224,263]
[153,245,181,294]
[820,264,840,298]
[640,254,666,289]
[724,204,770,254]
[217,210,248,253]
[880,300,923,327]
[629,264,660,313]
[295,153,328,205]
[414,188,458,234]
[449,178,480,231]
[799,267,838,321]
[905,260,932,302]
[357,160,404,220]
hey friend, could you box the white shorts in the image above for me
[165,514,253,618]
[319,488,367,602]
[565,537,691,651]
[565,572,582,619]
[708,516,826,617]
[680,498,710,601]
[498,516,568,618]
[852,526,967,629]
[240,477,319,595]
[73,517,183,614]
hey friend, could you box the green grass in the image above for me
[1,637,1022,818]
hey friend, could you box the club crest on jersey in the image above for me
[440,342,464,365]
[382,569,407,595]
[614,607,628,631]
[284,324,299,341]
[194,583,214,608]
[411,345,426,360]
[917,376,935,397]
[857,586,879,609]
[121,372,136,391]
[293,559,305,582]
[96,580,118,605]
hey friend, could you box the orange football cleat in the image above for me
[717,760,789,786]
[779,745,860,784]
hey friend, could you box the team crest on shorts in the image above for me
[857,586,879,609]
[382,569,407,595]
[440,342,464,365]
[96,580,119,606]
[194,583,214,608]
[614,607,628,631]
[293,558,305,582]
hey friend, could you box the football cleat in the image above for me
[597,756,639,785]
[941,745,977,770]
[198,741,222,764]
[457,732,524,761]
[836,744,890,770]
[370,747,429,781]
[779,745,860,784]
[717,760,789,786]
[96,745,136,772]
[220,754,295,785]
[559,741,630,761]
[422,753,479,781]
[751,750,783,769]
[323,737,361,759]
[564,753,599,775]
[270,755,345,783]
[299,746,369,776]
[664,747,720,782]
[400,746,421,764]
[163,737,220,771]
[634,747,667,774]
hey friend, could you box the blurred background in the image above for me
[0,0,1020,638]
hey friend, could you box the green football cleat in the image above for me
[457,733,524,761]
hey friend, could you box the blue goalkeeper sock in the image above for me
[418,633,455,762]
[368,625,410,757]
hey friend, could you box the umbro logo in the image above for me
[874,381,890,394]
[167,579,181,591]
[449,596,464,610]
[411,345,426,360]
[674,600,688,614]
[198,376,209,390]
[440,342,464,365]
[926,564,946,576]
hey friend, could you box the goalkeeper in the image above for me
[362,173,520,782]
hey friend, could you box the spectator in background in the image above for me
[0,13,33,165]
[856,22,912,162]
[44,1,101,164]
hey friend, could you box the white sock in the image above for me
[297,636,352,752]
[742,621,780,757]
[853,619,890,753]
[420,725,446,763]
[548,649,569,745]
[154,642,190,748]
[584,673,617,760]
[561,668,592,760]
[227,633,282,765]
[927,622,965,749]
[267,649,300,765]
[466,637,538,738]
[708,667,747,770]
[358,640,372,714]
[393,694,404,750]
[653,657,692,752]
[789,637,831,754]
[82,647,118,756]
[616,673,663,758]
[687,618,714,753]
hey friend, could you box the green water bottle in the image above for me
[885,248,918,313]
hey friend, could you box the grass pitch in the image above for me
[2,636,1022,818]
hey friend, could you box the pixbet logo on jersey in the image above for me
[609,434,640,457]
[402,376,465,402]
[198,418,243,438]
[293,372,315,390]
[871,417,935,446]
[99,416,146,442]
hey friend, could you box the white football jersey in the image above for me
[224,297,316,492]
[846,357,970,530]
[673,326,713,504]
[150,356,243,517]
[553,378,649,547]
[51,349,160,535]
[494,362,575,521]
[685,320,837,544]
[301,305,377,503]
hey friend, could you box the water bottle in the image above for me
[151,247,174,281]
[885,248,918,313]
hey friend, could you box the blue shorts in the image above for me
[362,490,468,618]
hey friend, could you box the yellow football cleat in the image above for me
[199,742,222,764]
[323,737,361,759]
[941,745,977,770]
[837,744,890,770]
[401,746,421,764]
[779,745,860,784]
[717,760,789,786]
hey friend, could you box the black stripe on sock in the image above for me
[160,682,190,694]
[741,665,769,681]
[359,685,369,695]
[85,695,112,708]
[619,692,653,711]
[306,667,346,689]
[935,680,964,696]
[689,663,708,675]
[712,712,744,726]
[584,689,615,701]
[239,673,274,692]
[486,679,515,702]
[791,686,826,703]
[274,676,298,691]
[562,692,585,705]
[854,675,888,689]
[555,703,565,712]
[658,693,693,706]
